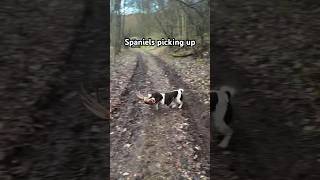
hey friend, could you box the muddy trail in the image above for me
[212,46,320,180]
[149,53,211,151]
[110,50,210,179]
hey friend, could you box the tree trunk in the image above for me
[121,0,126,47]
[114,0,122,56]
[179,11,183,38]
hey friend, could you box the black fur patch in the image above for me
[212,91,233,124]
[212,92,218,111]
[225,91,231,99]
[150,92,163,103]
[225,92,233,124]
[225,102,233,124]
[164,91,178,106]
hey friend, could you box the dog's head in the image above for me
[136,91,156,105]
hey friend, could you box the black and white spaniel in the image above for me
[212,86,235,148]
[137,89,184,110]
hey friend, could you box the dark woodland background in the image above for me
[212,0,319,179]
[1,1,109,179]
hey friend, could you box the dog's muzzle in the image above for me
[136,91,156,105]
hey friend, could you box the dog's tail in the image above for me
[220,86,236,98]
[178,88,184,93]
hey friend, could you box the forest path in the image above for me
[110,49,210,179]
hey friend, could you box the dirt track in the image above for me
[110,50,210,179]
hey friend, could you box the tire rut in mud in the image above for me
[148,53,210,162]
[119,53,149,124]
[111,54,144,112]
[112,52,211,178]
[111,53,148,117]
[110,53,153,178]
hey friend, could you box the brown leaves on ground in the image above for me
[151,48,210,106]
[110,50,138,113]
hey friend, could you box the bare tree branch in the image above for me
[174,0,205,18]
[154,14,171,38]
[80,84,108,119]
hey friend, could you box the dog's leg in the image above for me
[155,103,159,111]
[175,97,183,108]
[176,93,183,109]
[218,126,233,148]
[214,102,233,148]
[170,102,176,108]
[178,102,183,109]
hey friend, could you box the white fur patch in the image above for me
[160,93,165,105]
[154,89,184,110]
[213,87,235,148]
